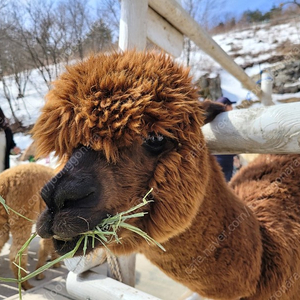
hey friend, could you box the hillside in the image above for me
[188,17,300,104]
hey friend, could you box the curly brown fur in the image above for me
[0,163,60,290]
[229,154,300,300]
[32,51,300,299]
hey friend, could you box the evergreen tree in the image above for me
[85,19,112,53]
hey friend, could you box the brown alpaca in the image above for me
[0,163,60,290]
[32,51,300,300]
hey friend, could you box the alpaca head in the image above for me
[33,51,225,255]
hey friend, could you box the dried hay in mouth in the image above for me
[52,235,73,241]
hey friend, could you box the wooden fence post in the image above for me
[260,70,274,106]
[119,0,148,51]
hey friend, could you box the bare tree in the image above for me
[84,19,112,53]
[4,27,32,99]
[280,0,300,7]
[0,5,24,124]
[55,2,74,64]
[0,0,8,12]
[181,0,224,67]
[0,74,21,125]
[10,1,54,88]
[63,0,90,60]
[0,28,31,122]
[182,0,196,67]
[96,0,120,42]
[9,0,78,88]
[0,0,115,124]
[0,0,114,122]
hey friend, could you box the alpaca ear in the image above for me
[201,100,226,124]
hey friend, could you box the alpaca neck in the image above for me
[143,155,263,300]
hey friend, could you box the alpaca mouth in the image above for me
[52,235,73,241]
[37,208,111,255]
[52,235,81,255]
[52,233,103,256]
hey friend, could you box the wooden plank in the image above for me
[64,248,105,274]
[6,277,74,300]
[66,271,161,300]
[179,292,208,300]
[119,0,148,51]
[147,7,183,57]
[64,248,136,287]
[108,254,136,287]
[148,0,265,101]
[261,70,274,106]
[202,102,300,154]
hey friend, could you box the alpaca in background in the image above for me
[0,163,60,290]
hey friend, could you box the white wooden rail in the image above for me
[67,271,160,300]
[203,102,300,154]
[64,248,136,286]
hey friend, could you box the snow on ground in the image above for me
[13,132,33,149]
[186,18,300,104]
[0,69,48,127]
[214,21,300,57]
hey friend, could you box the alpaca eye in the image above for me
[143,133,166,154]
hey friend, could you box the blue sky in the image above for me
[224,0,282,16]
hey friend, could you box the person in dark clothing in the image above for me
[215,154,235,182]
[4,127,19,169]
[214,97,237,182]
[216,96,236,110]
[0,107,21,171]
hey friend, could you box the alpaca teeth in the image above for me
[53,235,73,241]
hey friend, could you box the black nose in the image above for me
[41,146,100,210]
[41,175,58,209]
[41,172,97,210]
